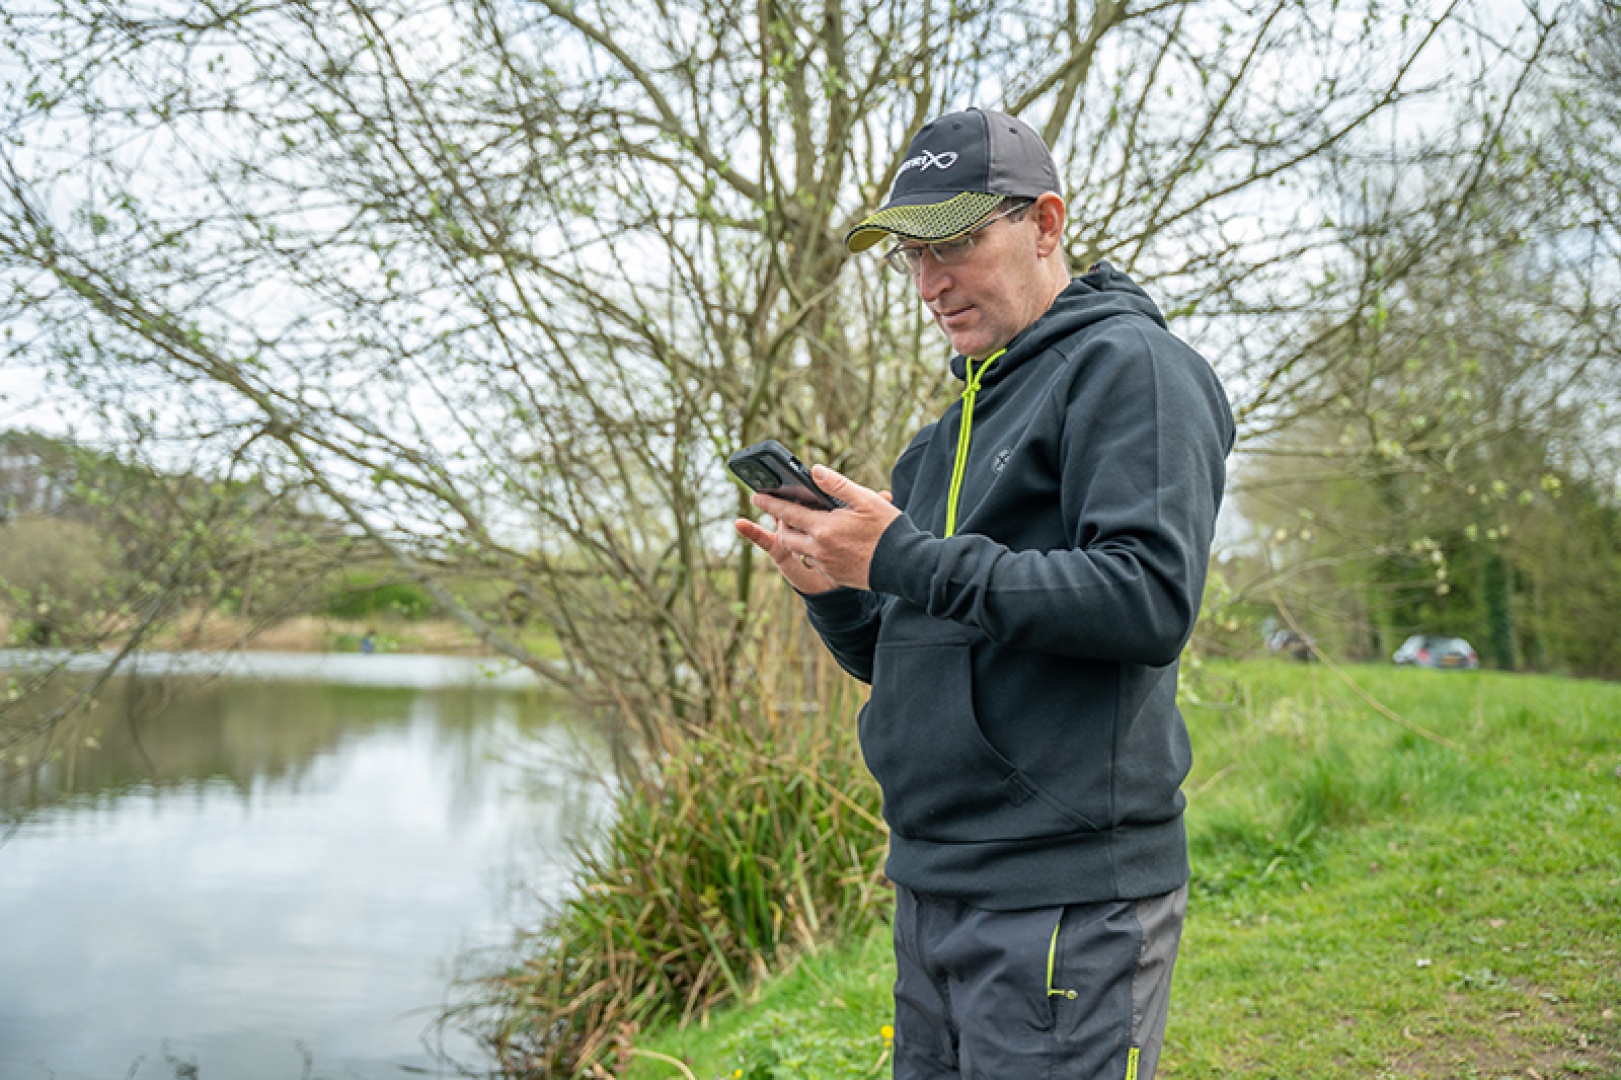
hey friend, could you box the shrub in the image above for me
[480,638,887,1077]
[321,576,436,620]
[0,516,118,645]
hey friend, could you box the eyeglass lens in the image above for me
[883,202,1030,275]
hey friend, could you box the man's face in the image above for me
[909,200,1055,360]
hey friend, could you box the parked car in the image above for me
[1393,634,1480,670]
[1266,629,1314,661]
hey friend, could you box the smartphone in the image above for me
[727,439,846,510]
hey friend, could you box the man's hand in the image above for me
[734,465,901,592]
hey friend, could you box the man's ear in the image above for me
[1032,192,1067,258]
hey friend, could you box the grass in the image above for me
[621,660,1621,1080]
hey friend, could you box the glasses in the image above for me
[882,201,1033,276]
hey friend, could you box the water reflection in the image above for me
[0,656,609,1079]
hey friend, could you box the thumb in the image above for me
[810,463,863,502]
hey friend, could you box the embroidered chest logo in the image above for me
[992,446,1013,473]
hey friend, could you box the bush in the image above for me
[321,576,436,620]
[480,649,887,1078]
[0,516,118,645]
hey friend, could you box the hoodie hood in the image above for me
[949,262,1167,384]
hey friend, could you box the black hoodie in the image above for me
[804,263,1235,910]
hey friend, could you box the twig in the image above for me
[1188,762,1238,798]
[1272,595,1464,753]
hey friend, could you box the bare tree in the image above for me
[0,0,1552,758]
[1222,9,1621,671]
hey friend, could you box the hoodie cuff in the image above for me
[868,514,940,607]
[801,585,872,621]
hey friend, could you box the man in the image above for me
[735,107,1234,1080]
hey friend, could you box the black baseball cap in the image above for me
[845,107,1062,253]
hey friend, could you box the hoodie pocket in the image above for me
[859,639,1095,842]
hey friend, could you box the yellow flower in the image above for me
[880,1024,895,1043]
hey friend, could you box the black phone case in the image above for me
[727,440,846,510]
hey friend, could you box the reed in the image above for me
[480,605,888,1078]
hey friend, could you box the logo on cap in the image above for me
[895,150,959,178]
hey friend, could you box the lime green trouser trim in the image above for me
[1046,916,1077,999]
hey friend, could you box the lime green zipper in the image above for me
[944,348,1004,538]
[1046,916,1077,1000]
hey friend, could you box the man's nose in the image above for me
[914,252,950,302]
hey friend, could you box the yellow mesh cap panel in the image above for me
[845,191,1005,253]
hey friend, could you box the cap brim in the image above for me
[845,191,1005,253]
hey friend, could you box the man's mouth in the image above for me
[935,306,974,327]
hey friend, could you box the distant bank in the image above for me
[0,610,517,657]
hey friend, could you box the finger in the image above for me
[734,518,779,553]
[753,490,817,532]
[740,518,813,577]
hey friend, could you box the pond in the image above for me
[0,652,612,1079]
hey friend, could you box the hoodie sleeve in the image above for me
[866,325,1233,666]
[802,587,882,683]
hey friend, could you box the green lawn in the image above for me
[623,662,1620,1080]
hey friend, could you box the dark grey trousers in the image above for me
[891,883,1187,1080]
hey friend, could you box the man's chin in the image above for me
[941,328,990,358]
[952,335,1004,360]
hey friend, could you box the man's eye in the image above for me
[935,237,974,259]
